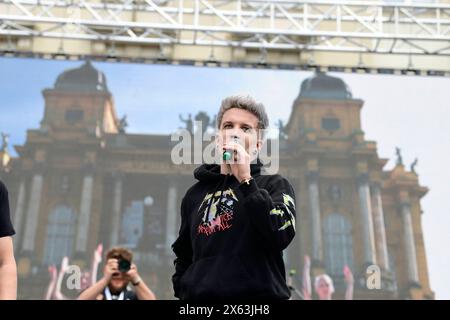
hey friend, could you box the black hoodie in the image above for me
[172,161,296,301]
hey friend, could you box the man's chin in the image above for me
[110,281,127,292]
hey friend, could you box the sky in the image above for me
[0,57,449,299]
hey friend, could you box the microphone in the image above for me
[223,136,239,161]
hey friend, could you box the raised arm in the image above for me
[77,258,116,300]
[44,264,58,300]
[237,175,296,251]
[126,264,156,300]
[344,265,354,300]
[302,255,312,300]
[90,243,103,286]
[53,256,69,300]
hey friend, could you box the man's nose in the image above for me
[227,127,241,138]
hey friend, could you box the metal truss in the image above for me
[1,0,450,75]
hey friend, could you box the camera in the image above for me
[118,258,131,273]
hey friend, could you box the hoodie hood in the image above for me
[194,159,263,182]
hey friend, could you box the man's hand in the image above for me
[103,258,118,281]
[222,141,251,183]
[125,264,141,284]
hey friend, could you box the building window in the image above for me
[121,201,144,248]
[43,206,76,265]
[65,109,84,124]
[388,250,398,292]
[321,117,340,132]
[323,213,354,277]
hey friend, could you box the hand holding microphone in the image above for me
[222,136,252,184]
[223,136,240,161]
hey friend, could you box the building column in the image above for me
[400,201,419,283]
[21,174,44,252]
[13,178,27,248]
[75,172,94,253]
[357,174,377,265]
[371,183,390,270]
[109,173,123,247]
[165,181,178,256]
[307,171,323,262]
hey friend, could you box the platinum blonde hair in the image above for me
[216,95,269,136]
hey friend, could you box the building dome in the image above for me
[299,72,352,100]
[54,60,109,93]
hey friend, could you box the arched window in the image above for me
[323,213,354,276]
[43,206,76,265]
[121,201,144,248]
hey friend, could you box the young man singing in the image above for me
[172,95,296,301]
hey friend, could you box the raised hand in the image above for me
[93,243,103,264]
[343,265,354,285]
[60,256,70,273]
[222,140,251,183]
[103,258,118,281]
[125,264,141,284]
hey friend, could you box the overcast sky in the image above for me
[1,57,449,299]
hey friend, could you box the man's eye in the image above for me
[223,124,232,129]
[242,127,251,132]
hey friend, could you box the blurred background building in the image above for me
[0,61,434,299]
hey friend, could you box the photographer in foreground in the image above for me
[78,247,156,300]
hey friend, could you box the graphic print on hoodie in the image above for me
[197,188,238,236]
[172,160,296,301]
